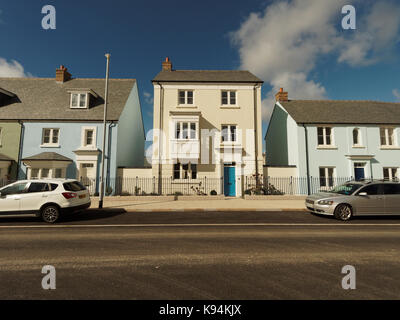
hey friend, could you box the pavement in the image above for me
[0,210,400,300]
[89,197,307,212]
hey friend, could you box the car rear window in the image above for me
[63,181,87,192]
[383,184,400,195]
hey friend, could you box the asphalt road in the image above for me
[0,209,400,300]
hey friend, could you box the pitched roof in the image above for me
[0,78,136,121]
[22,152,73,162]
[0,153,13,161]
[152,70,263,83]
[279,100,400,124]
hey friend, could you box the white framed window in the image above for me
[178,90,194,105]
[174,122,197,140]
[42,128,60,147]
[221,91,236,105]
[380,127,396,147]
[173,162,197,180]
[29,167,65,179]
[70,93,88,109]
[81,127,97,148]
[383,168,398,180]
[221,125,237,142]
[319,167,335,187]
[352,128,362,146]
[317,127,333,146]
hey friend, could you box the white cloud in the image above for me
[0,58,31,77]
[143,91,154,105]
[231,0,400,123]
[393,89,400,101]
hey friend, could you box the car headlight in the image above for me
[318,200,334,205]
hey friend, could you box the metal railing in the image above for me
[1,176,398,197]
[243,176,376,195]
[79,176,224,196]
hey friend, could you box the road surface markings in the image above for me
[0,223,400,228]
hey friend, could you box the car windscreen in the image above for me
[63,181,86,192]
[329,183,363,195]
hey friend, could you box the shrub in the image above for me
[210,190,217,196]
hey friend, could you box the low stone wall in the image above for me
[243,195,307,200]
[92,195,225,201]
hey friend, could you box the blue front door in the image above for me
[355,168,365,181]
[224,167,236,196]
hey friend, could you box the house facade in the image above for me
[0,66,145,193]
[265,89,400,193]
[151,58,263,196]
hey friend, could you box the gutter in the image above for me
[253,83,261,185]
[302,124,311,195]
[157,82,164,194]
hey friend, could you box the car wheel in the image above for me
[41,205,60,223]
[334,204,353,221]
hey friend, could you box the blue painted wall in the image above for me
[266,102,400,179]
[19,122,118,183]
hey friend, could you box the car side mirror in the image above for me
[358,192,368,196]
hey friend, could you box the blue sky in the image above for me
[1,0,400,150]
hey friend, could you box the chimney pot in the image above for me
[162,57,172,71]
[275,88,288,102]
[56,65,71,83]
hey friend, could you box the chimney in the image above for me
[56,65,71,83]
[275,88,288,102]
[162,57,172,71]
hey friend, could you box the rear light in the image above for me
[62,192,77,199]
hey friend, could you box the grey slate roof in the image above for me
[0,78,136,121]
[279,100,400,124]
[152,70,263,83]
[22,152,73,162]
[0,153,13,161]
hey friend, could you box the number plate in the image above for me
[79,194,86,199]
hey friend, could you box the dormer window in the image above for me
[71,93,88,109]
[68,89,98,109]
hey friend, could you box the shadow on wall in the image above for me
[266,106,288,165]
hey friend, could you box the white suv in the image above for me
[0,179,91,223]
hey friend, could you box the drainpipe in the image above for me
[302,124,311,195]
[157,82,164,194]
[17,120,25,180]
[253,84,260,187]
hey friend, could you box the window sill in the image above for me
[380,146,400,150]
[70,106,88,109]
[172,179,200,184]
[220,105,240,109]
[177,105,197,109]
[352,145,365,149]
[40,144,60,148]
[77,146,97,150]
[317,146,338,150]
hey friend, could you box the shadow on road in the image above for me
[0,208,127,224]
[60,208,127,223]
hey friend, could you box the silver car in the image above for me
[305,180,400,221]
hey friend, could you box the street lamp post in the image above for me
[99,53,110,209]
